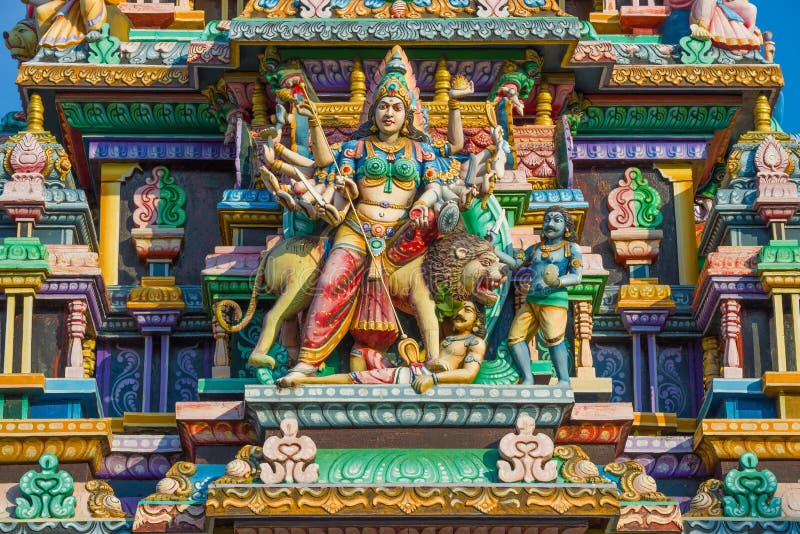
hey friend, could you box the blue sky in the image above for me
[0,2,797,130]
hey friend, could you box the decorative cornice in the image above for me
[245,384,573,431]
[188,42,232,65]
[178,420,258,462]
[217,191,283,245]
[206,484,619,517]
[0,419,111,472]
[694,419,800,470]
[17,64,191,89]
[88,140,234,160]
[97,452,180,480]
[692,246,767,330]
[60,101,222,134]
[0,521,132,533]
[617,502,683,532]
[682,519,800,534]
[573,138,707,160]
[227,17,582,45]
[758,240,800,271]
[608,65,784,88]
[577,106,737,135]
[571,41,615,64]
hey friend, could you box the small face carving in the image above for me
[542,210,566,241]
[4,21,37,62]
[375,96,405,137]
[452,300,478,332]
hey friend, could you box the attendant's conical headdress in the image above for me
[358,46,427,136]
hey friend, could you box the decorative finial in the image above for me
[252,81,267,127]
[534,83,553,126]
[754,94,772,132]
[349,57,366,103]
[434,57,450,102]
[763,31,775,63]
[386,52,407,75]
[26,93,44,133]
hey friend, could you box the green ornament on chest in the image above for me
[363,155,419,193]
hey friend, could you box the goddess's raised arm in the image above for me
[296,101,336,168]
[446,77,474,155]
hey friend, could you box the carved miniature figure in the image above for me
[277,300,487,394]
[3,19,37,62]
[24,0,129,50]
[670,0,762,50]
[508,205,583,385]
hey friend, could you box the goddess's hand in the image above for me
[410,204,430,229]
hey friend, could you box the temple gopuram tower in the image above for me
[0,0,797,532]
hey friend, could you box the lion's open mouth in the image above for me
[474,273,502,303]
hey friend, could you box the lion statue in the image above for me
[4,19,37,62]
[214,230,507,371]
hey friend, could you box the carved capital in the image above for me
[131,227,185,262]
[609,228,663,267]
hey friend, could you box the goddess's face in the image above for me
[375,96,406,136]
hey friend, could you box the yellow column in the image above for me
[654,163,699,285]
[20,291,34,374]
[791,294,800,371]
[3,294,16,373]
[99,163,141,286]
[774,294,787,372]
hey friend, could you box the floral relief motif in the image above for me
[497,414,558,483]
[260,418,319,484]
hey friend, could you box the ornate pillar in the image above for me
[719,299,743,378]
[65,300,88,378]
[0,122,50,375]
[99,163,141,286]
[654,163,699,285]
[758,240,800,373]
[211,317,231,379]
[572,300,594,378]
[617,279,675,412]
[701,337,721,391]
[127,277,185,412]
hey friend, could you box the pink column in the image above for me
[65,299,88,378]
[572,300,596,378]
[720,299,744,378]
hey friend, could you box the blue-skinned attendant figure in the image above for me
[508,205,583,385]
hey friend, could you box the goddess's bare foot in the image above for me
[276,372,307,388]
[690,23,712,40]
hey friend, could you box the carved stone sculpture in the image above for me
[497,414,558,483]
